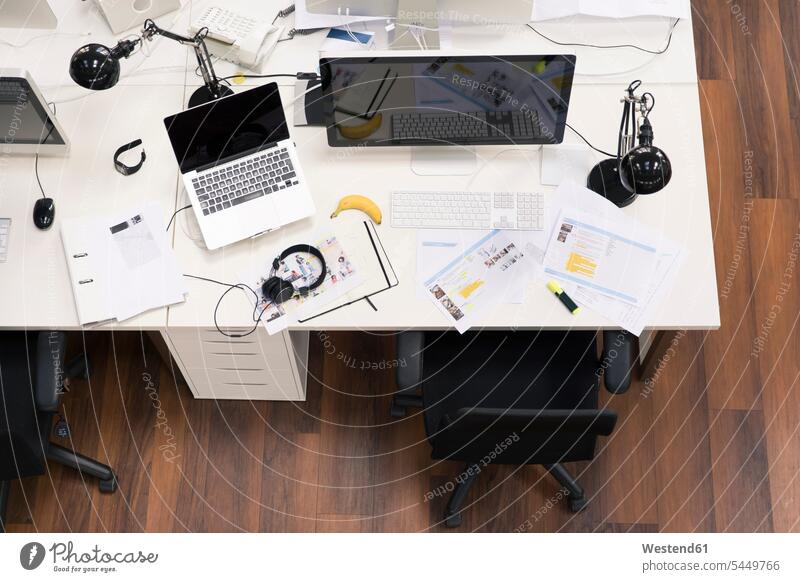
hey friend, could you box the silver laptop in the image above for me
[164,83,315,250]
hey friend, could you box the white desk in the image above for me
[0,86,183,330]
[208,0,699,87]
[0,1,719,401]
[0,0,191,90]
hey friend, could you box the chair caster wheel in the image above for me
[390,404,407,418]
[569,495,587,513]
[444,512,462,528]
[99,472,118,494]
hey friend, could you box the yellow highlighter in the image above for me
[547,280,581,315]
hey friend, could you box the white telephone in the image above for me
[190,6,283,69]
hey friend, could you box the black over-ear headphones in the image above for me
[261,244,327,305]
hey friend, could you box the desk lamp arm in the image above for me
[617,80,641,159]
[140,19,226,100]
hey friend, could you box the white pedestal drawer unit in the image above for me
[163,327,310,400]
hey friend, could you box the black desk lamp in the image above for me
[69,19,232,108]
[586,80,672,207]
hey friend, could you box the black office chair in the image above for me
[0,331,118,533]
[391,329,634,527]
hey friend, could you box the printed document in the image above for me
[543,208,659,305]
[568,240,685,335]
[539,182,685,335]
[422,230,534,333]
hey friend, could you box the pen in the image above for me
[547,280,581,315]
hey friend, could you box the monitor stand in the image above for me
[410,146,477,176]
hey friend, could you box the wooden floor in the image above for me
[6,2,800,532]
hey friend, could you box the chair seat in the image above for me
[419,330,600,438]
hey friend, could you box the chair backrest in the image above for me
[0,332,49,481]
[429,407,617,466]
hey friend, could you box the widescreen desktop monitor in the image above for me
[320,54,575,148]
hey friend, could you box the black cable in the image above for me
[218,73,299,83]
[527,18,679,55]
[34,151,47,199]
[165,204,192,232]
[565,122,615,158]
[182,274,270,338]
[34,101,57,200]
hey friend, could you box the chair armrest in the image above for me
[601,330,635,394]
[35,331,65,412]
[395,331,424,392]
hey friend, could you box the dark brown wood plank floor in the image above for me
[6,2,800,532]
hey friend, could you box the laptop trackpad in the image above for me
[253,194,282,232]
[214,194,282,243]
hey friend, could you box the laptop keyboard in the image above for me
[191,147,299,216]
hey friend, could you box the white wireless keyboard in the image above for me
[391,191,545,230]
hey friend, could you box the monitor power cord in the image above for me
[218,71,320,83]
[565,123,615,158]
[527,18,679,55]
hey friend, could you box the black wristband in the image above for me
[113,139,146,176]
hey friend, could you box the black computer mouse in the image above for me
[33,197,55,230]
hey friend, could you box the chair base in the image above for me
[46,443,117,493]
[48,351,117,493]
[0,447,117,534]
[444,512,463,528]
[544,463,587,513]
[0,480,9,533]
[443,463,481,528]
[441,462,588,527]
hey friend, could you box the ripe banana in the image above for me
[330,195,382,224]
[337,113,383,140]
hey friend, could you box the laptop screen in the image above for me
[163,82,290,173]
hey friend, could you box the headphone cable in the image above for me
[182,274,268,338]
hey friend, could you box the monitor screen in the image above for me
[319,55,575,147]
[0,76,66,146]
[163,83,290,173]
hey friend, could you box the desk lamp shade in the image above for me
[68,26,228,107]
[618,119,672,195]
[69,40,137,91]
[69,44,120,90]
